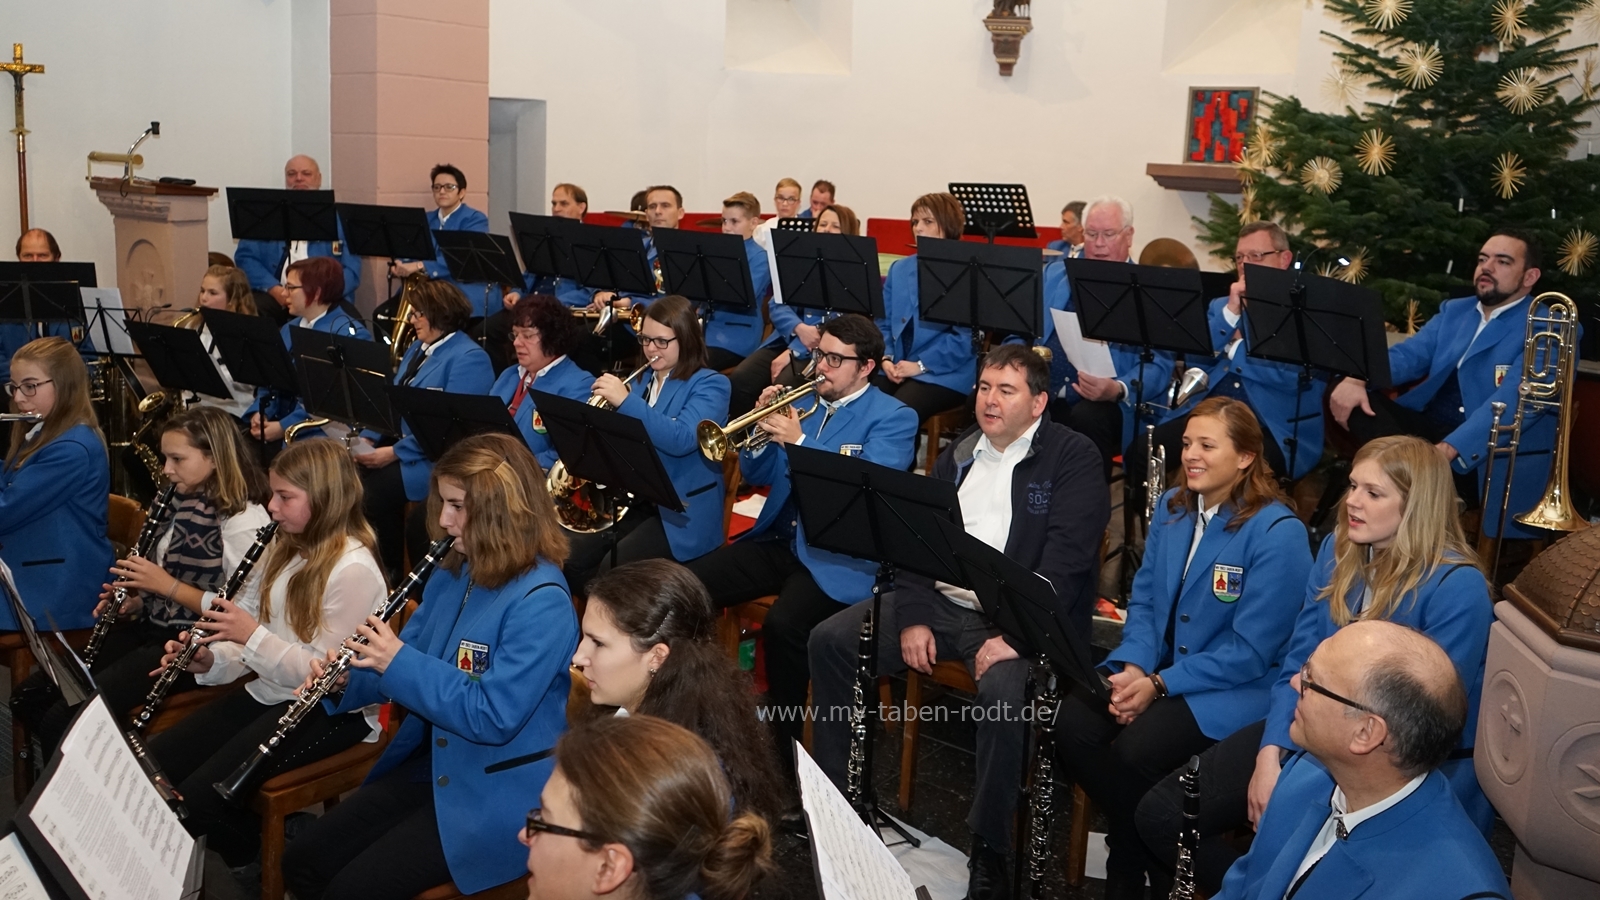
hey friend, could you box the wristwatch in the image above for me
[916,359,927,374]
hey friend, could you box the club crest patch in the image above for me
[838,444,863,457]
[531,410,547,434]
[1212,564,1243,602]
[457,640,490,678]
[1494,364,1510,388]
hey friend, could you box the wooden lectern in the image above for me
[89,176,217,320]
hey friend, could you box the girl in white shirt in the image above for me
[147,437,387,870]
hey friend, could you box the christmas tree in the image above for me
[1196,0,1600,324]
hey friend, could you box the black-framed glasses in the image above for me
[1298,663,1374,714]
[526,807,607,843]
[637,334,677,350]
[3,379,53,398]
[1232,249,1286,266]
[431,183,461,193]
[815,350,863,369]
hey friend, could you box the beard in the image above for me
[1474,277,1520,307]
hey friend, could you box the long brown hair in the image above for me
[260,439,379,641]
[200,265,257,317]
[555,716,773,900]
[5,337,101,469]
[1164,396,1289,530]
[1319,436,1481,625]
[643,294,707,381]
[160,406,269,514]
[427,433,568,585]
[583,560,783,819]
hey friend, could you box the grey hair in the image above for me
[1085,195,1134,230]
[1358,650,1467,777]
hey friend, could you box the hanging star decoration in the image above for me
[1558,228,1598,275]
[1493,0,1527,46]
[1300,156,1344,194]
[1324,66,1364,106]
[1315,262,1341,278]
[1238,181,1259,224]
[1336,247,1370,283]
[1354,129,1396,176]
[1583,55,1598,101]
[1579,0,1600,38]
[1493,151,1527,198]
[1396,42,1444,89]
[1364,0,1412,30]
[1497,68,1548,114]
[1404,299,1420,334]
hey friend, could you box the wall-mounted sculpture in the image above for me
[984,1,1031,76]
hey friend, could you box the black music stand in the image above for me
[1199,270,1236,303]
[948,182,1038,243]
[433,231,525,319]
[509,212,581,282]
[915,236,1044,381]
[388,386,520,461]
[566,224,657,295]
[652,228,757,331]
[227,187,339,243]
[289,330,398,435]
[771,231,884,320]
[774,217,814,233]
[201,309,300,396]
[337,203,435,261]
[125,322,233,400]
[0,263,88,324]
[786,444,970,848]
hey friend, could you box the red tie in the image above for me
[508,372,534,415]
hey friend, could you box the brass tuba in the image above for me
[696,376,825,461]
[377,272,429,370]
[547,358,658,532]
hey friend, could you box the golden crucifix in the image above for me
[1,44,44,234]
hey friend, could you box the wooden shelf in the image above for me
[1145,163,1243,193]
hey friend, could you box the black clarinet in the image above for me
[844,606,874,808]
[84,484,178,665]
[1168,755,1202,900]
[1023,664,1061,899]
[213,536,454,802]
[125,727,188,820]
[131,522,279,731]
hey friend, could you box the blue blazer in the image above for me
[766,295,829,355]
[1218,753,1509,900]
[420,204,499,317]
[256,307,374,435]
[740,386,918,601]
[330,560,577,895]
[701,238,773,359]
[0,424,113,631]
[235,219,362,299]
[878,256,978,396]
[491,357,593,471]
[386,334,496,501]
[1106,492,1311,739]
[1262,533,1494,834]
[615,368,731,560]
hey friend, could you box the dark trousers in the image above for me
[1055,688,1213,880]
[1054,398,1123,483]
[146,689,371,866]
[360,462,429,578]
[687,539,843,752]
[1338,390,1479,504]
[707,346,745,373]
[809,590,1029,849]
[282,764,452,900]
[1126,412,1288,489]
[872,375,966,425]
[1136,718,1265,895]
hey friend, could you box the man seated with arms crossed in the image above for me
[809,344,1109,900]
[234,155,361,326]
[801,179,836,219]
[688,313,917,770]
[1217,620,1509,900]
[1327,227,1555,540]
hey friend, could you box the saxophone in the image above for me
[215,536,453,802]
[131,522,279,731]
[1168,755,1201,900]
[84,483,178,665]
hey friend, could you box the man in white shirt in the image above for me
[1216,621,1509,900]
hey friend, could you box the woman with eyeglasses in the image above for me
[520,715,772,900]
[564,295,730,593]
[0,337,114,633]
[353,278,494,579]
[491,293,594,470]
[387,163,497,317]
[1135,434,1493,896]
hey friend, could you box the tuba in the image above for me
[696,376,826,461]
[547,358,658,532]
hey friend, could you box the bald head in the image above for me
[284,155,322,190]
[16,229,59,262]
[1321,621,1467,776]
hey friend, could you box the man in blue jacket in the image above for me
[1328,228,1554,538]
[234,155,362,326]
[1216,620,1509,900]
[809,344,1109,900]
[388,163,496,316]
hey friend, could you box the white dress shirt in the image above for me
[1183,502,1223,579]
[1459,295,1523,368]
[1286,773,1427,897]
[936,417,1042,609]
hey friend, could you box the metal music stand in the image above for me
[226,187,340,243]
[289,330,398,435]
[948,182,1038,243]
[508,212,581,282]
[125,322,233,400]
[771,231,884,320]
[651,228,757,328]
[565,224,657,295]
[0,263,89,324]
[915,236,1044,381]
[388,386,521,461]
[336,203,435,262]
[774,217,814,233]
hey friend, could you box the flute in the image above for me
[84,484,178,666]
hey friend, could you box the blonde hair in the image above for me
[160,406,269,515]
[1319,436,1480,625]
[200,265,257,317]
[260,439,379,640]
[427,433,568,587]
[723,191,761,219]
[5,337,101,469]
[774,177,801,194]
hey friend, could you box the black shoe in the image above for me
[778,807,810,839]
[966,834,1011,900]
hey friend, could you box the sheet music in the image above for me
[1050,308,1117,378]
[796,742,915,900]
[0,833,49,900]
[79,289,136,356]
[29,698,192,900]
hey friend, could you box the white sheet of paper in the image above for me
[0,832,49,900]
[79,288,137,356]
[1050,308,1117,378]
[796,741,916,900]
[32,697,193,900]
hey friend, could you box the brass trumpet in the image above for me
[573,301,645,336]
[547,357,658,532]
[696,376,825,462]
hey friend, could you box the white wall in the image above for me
[488,0,1348,265]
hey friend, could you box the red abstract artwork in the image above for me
[1187,87,1258,164]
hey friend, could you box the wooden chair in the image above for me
[108,494,145,554]
[921,404,972,474]
[254,731,392,900]
[1065,786,1098,887]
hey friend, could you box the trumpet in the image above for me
[547,358,658,533]
[573,301,645,336]
[696,376,825,462]
[85,483,178,665]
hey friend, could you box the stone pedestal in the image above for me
[89,177,217,318]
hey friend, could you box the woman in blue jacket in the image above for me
[0,336,113,632]
[875,192,977,423]
[1137,434,1493,895]
[355,279,494,577]
[283,433,578,899]
[1056,396,1312,900]
[490,293,595,471]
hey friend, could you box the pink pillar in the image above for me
[329,0,489,313]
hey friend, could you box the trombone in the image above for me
[696,376,825,461]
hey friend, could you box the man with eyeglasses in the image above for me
[1216,620,1508,900]
[234,155,362,326]
[388,163,496,316]
[687,313,917,777]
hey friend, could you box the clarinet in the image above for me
[844,607,873,809]
[125,727,188,820]
[84,484,178,666]
[130,522,279,731]
[1168,755,1202,900]
[1025,666,1061,897]
[213,536,454,802]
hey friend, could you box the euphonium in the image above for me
[547,358,659,533]
[85,483,178,665]
[1144,423,1166,522]
[379,271,429,369]
[696,376,825,462]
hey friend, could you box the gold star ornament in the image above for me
[1558,228,1598,276]
[1355,129,1396,176]
[1300,157,1344,194]
[1396,42,1444,90]
[1492,151,1527,199]
[1365,0,1412,30]
[1497,68,1548,115]
[1579,0,1600,39]
[1493,0,1527,46]
[1336,247,1370,283]
[1324,67,1364,106]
